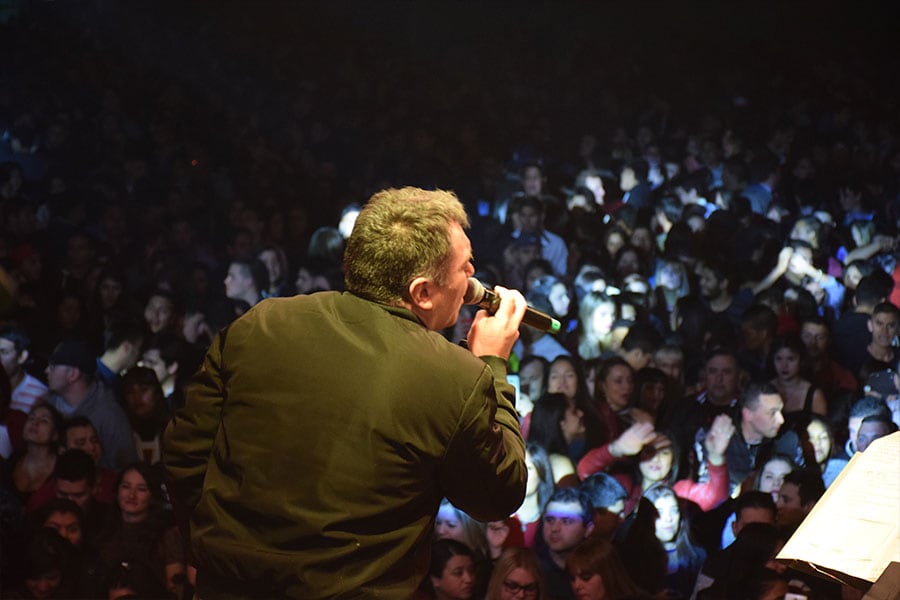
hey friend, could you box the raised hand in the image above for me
[705,414,735,466]
[609,422,657,458]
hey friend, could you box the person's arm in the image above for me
[438,357,527,521]
[751,246,792,295]
[440,287,528,521]
[576,422,656,480]
[163,330,227,516]
[674,414,734,511]
[843,235,896,264]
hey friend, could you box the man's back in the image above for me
[165,292,525,598]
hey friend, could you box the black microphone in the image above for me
[464,278,561,333]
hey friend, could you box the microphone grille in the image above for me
[463,278,485,305]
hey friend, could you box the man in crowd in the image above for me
[45,340,136,470]
[165,187,528,598]
[0,325,48,413]
[536,487,594,600]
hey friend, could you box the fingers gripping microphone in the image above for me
[464,278,561,333]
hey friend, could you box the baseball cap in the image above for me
[48,340,96,376]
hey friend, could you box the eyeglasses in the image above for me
[503,579,538,597]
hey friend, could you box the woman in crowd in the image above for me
[768,334,827,429]
[578,414,734,514]
[577,292,618,360]
[484,547,544,600]
[803,415,848,487]
[592,357,648,439]
[651,258,691,326]
[566,534,650,600]
[644,484,707,599]
[257,245,291,298]
[416,539,476,600]
[514,443,555,548]
[527,393,582,483]
[3,404,63,503]
[434,498,492,596]
[95,462,186,599]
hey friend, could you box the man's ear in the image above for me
[17,349,29,367]
[867,319,874,333]
[167,361,179,377]
[407,276,434,312]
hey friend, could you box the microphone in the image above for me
[464,278,561,333]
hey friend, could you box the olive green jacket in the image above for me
[163,292,526,598]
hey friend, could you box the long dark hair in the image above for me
[642,484,704,568]
[528,393,571,456]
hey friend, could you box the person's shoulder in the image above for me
[19,372,48,392]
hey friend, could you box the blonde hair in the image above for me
[485,547,544,600]
[343,187,469,305]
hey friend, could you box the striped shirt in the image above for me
[11,373,49,413]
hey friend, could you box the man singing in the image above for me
[164,187,528,598]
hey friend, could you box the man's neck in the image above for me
[62,381,91,409]
[709,292,734,313]
[550,548,571,570]
[741,421,764,445]
[867,342,893,362]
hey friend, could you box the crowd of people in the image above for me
[1,2,899,599]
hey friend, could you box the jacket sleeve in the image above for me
[576,443,617,480]
[438,355,527,522]
[672,461,729,512]
[163,330,227,514]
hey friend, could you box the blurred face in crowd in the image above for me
[56,478,93,509]
[24,406,57,446]
[653,493,680,545]
[144,294,174,334]
[0,336,24,378]
[431,554,475,600]
[65,424,102,465]
[772,347,801,382]
[799,322,829,359]
[703,354,739,404]
[500,568,539,600]
[570,569,605,600]
[868,310,899,349]
[654,349,683,382]
[600,365,633,412]
[118,468,152,523]
[857,420,893,452]
[743,393,785,442]
[257,249,282,286]
[619,166,637,192]
[559,405,585,443]
[590,301,616,337]
[548,360,578,401]
[44,510,83,547]
[639,436,674,485]
[542,501,591,554]
[696,264,723,300]
[522,165,543,197]
[519,360,546,401]
[25,570,62,600]
[806,420,832,465]
[548,282,570,317]
[125,382,158,418]
[758,458,792,500]
[140,348,171,385]
[224,262,254,300]
[435,505,463,543]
